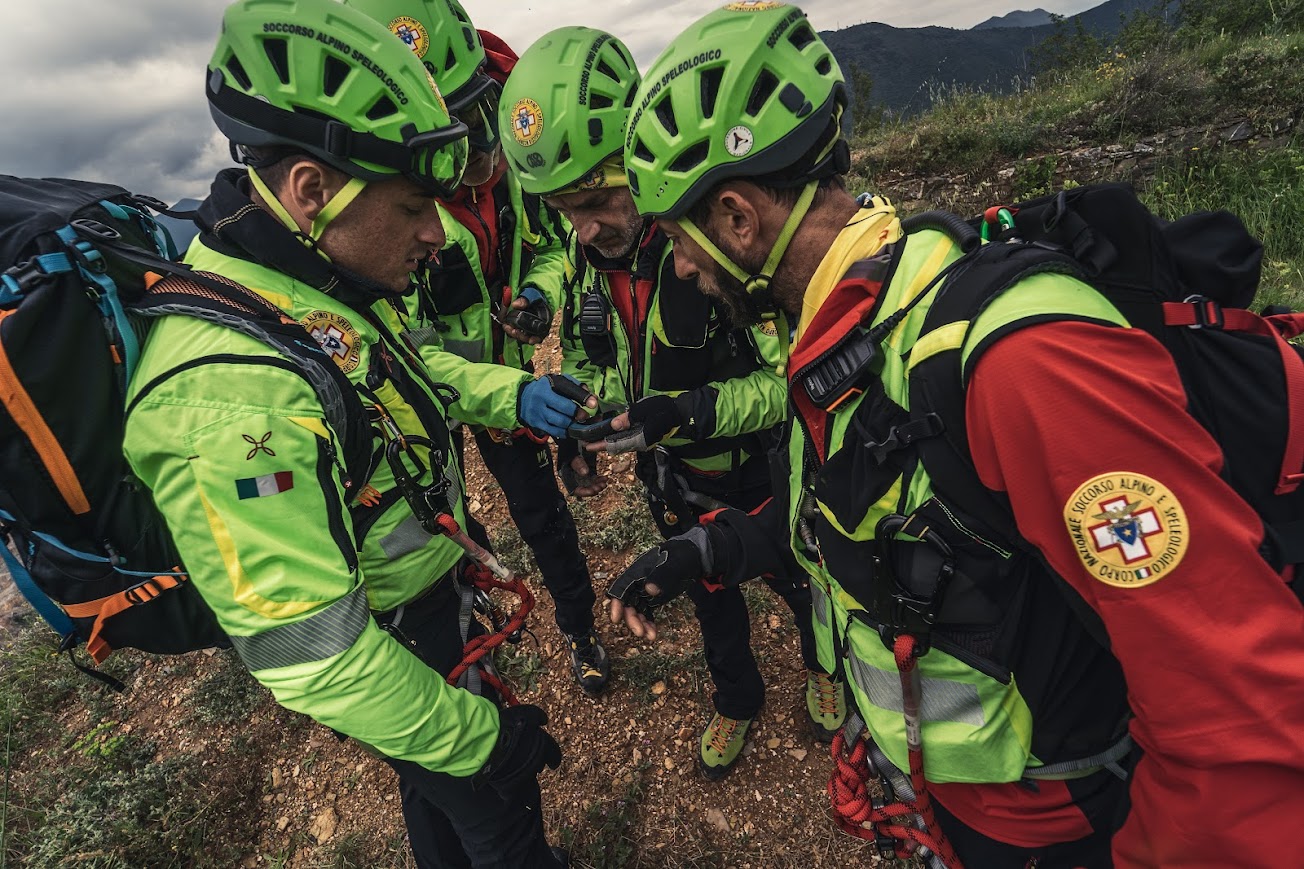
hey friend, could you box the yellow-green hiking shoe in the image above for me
[699,713,752,781]
[805,670,847,743]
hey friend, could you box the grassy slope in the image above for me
[848,29,1304,308]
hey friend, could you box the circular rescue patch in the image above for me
[510,98,544,147]
[725,125,755,157]
[389,16,430,59]
[302,311,362,374]
[1063,472,1188,589]
[725,1,786,10]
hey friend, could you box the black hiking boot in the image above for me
[566,629,610,696]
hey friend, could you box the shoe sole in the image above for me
[807,716,839,745]
[697,755,737,781]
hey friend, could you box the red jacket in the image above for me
[945,319,1304,865]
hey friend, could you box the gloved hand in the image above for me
[600,393,695,454]
[518,374,589,440]
[472,704,562,800]
[606,525,713,634]
[500,286,552,343]
[556,437,606,497]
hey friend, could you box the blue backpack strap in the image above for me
[0,533,76,639]
[54,224,142,382]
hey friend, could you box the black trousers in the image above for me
[643,452,822,721]
[377,579,563,869]
[454,426,596,637]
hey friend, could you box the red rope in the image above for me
[825,634,967,868]
[445,566,535,706]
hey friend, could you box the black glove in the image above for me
[500,286,552,340]
[606,526,713,618]
[603,393,694,453]
[473,704,562,799]
[555,438,598,495]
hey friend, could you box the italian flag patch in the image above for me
[235,471,294,500]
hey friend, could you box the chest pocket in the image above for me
[426,245,482,316]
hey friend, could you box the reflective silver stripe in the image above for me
[442,338,483,363]
[811,582,830,629]
[403,326,441,348]
[1025,734,1134,780]
[381,514,433,561]
[848,650,985,728]
[230,584,370,672]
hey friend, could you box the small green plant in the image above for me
[494,643,544,694]
[189,648,271,725]
[571,494,662,555]
[618,647,707,703]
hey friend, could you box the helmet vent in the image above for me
[366,96,398,121]
[815,56,833,75]
[460,26,476,51]
[779,83,812,117]
[588,118,604,145]
[624,86,638,109]
[745,69,779,117]
[591,93,614,110]
[789,24,817,51]
[263,38,291,85]
[322,55,350,98]
[225,56,252,92]
[558,139,572,165]
[654,97,678,137]
[699,67,723,119]
[446,45,458,73]
[596,59,622,84]
[632,137,654,164]
[670,140,708,173]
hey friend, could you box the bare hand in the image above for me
[500,297,547,345]
[607,590,661,641]
[568,455,607,497]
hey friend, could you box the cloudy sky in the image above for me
[0,0,1098,202]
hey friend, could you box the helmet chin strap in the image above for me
[247,167,368,257]
[674,180,818,317]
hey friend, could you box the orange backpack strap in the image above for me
[61,572,187,664]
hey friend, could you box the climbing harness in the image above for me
[384,434,536,705]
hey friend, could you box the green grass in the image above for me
[557,768,646,868]
[1140,143,1304,309]
[570,494,662,555]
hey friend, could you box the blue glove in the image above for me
[518,374,584,439]
[501,286,552,340]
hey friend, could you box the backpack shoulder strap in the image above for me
[125,259,372,489]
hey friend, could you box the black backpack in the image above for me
[0,176,370,686]
[881,184,1304,615]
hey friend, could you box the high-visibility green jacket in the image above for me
[124,237,506,777]
[401,171,568,418]
[559,225,788,473]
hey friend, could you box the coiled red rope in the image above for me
[827,634,966,868]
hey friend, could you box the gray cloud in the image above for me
[0,0,1099,202]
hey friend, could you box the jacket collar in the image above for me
[194,168,405,312]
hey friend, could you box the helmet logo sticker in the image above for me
[1063,471,1189,589]
[390,16,430,59]
[725,125,755,157]
[511,98,545,147]
[725,1,786,10]
[302,311,362,374]
[526,153,546,168]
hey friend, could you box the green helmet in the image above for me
[206,0,469,197]
[340,0,494,113]
[624,2,846,219]
[499,27,641,195]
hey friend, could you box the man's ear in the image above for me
[710,183,766,256]
[281,160,347,231]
